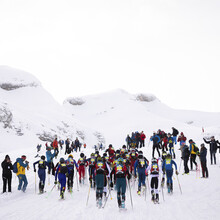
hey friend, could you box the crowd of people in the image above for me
[1,128,220,210]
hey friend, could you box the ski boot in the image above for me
[121,200,125,209]
[137,186,141,195]
[155,194,159,204]
[170,183,173,193]
[151,190,155,202]
[60,190,64,199]
[167,183,170,193]
[98,198,102,208]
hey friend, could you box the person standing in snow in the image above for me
[33,155,49,193]
[178,132,187,150]
[167,133,176,159]
[1,155,13,193]
[16,155,29,192]
[140,131,146,148]
[77,153,88,184]
[46,146,56,176]
[150,132,161,158]
[172,127,179,145]
[181,144,190,174]
[189,139,198,170]
[65,138,70,155]
[203,136,219,165]
[52,137,59,158]
[199,143,208,178]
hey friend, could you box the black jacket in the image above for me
[203,138,219,153]
[1,160,13,177]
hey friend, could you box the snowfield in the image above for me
[0,66,220,220]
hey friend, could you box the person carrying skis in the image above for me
[55,158,69,199]
[77,153,88,184]
[171,127,179,144]
[150,132,161,158]
[110,157,131,209]
[95,156,108,208]
[146,158,164,203]
[203,136,219,165]
[199,143,208,178]
[46,146,56,175]
[16,155,29,192]
[167,133,176,159]
[189,139,198,170]
[1,155,13,193]
[162,153,178,193]
[134,151,148,195]
[33,155,49,193]
[66,154,78,192]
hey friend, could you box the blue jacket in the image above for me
[162,159,177,171]
[134,158,148,176]
[150,135,160,145]
[167,137,174,147]
[33,160,49,170]
[55,164,70,181]
[46,150,56,163]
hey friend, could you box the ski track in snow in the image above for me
[1,145,220,220]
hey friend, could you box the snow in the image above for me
[0,68,220,219]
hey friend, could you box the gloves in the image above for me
[54,181,57,184]
[176,170,179,175]
[34,169,36,172]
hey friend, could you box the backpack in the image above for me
[13,162,18,173]
[194,145,199,153]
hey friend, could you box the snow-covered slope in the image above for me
[0,66,100,151]
[64,89,220,147]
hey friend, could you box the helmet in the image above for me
[60,158,65,163]
[80,153,84,158]
[151,158,157,163]
[103,153,107,157]
[68,154,73,158]
[166,153,171,159]
[189,139,193,143]
[122,145,126,149]
[91,153,95,157]
[97,156,102,161]
[41,155,45,160]
[95,150,99,155]
[117,158,123,164]
[138,151,143,155]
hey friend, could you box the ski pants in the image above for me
[79,165,85,181]
[173,136,177,144]
[2,175,12,193]
[152,144,160,158]
[150,176,159,195]
[201,160,208,178]
[17,174,28,192]
[58,173,66,193]
[89,167,95,182]
[116,177,126,202]
[38,169,46,190]
[95,174,104,199]
[67,171,74,188]
[48,162,55,176]
[138,169,146,188]
[183,158,189,173]
[169,146,175,159]
[190,154,197,170]
[210,151,216,165]
[165,170,173,185]
[140,139,145,148]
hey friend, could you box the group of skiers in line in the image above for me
[1,128,220,210]
[126,131,146,149]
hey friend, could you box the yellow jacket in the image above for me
[16,158,28,176]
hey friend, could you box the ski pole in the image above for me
[179,159,182,173]
[107,178,113,200]
[35,172,37,194]
[176,174,182,195]
[146,176,150,195]
[102,189,110,209]
[76,169,79,191]
[127,179,133,209]
[86,183,91,206]
[46,184,56,198]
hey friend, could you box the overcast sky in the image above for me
[0,0,219,112]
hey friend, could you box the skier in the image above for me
[167,133,175,159]
[52,137,59,158]
[65,138,70,155]
[77,153,88,184]
[126,135,132,149]
[162,134,168,152]
[146,158,164,203]
[66,154,78,192]
[199,143,208,178]
[150,132,161,158]
[33,155,49,193]
[203,136,219,165]
[95,156,108,208]
[110,157,131,209]
[55,158,69,199]
[177,132,187,150]
[1,155,13,193]
[87,153,96,188]
[16,155,29,192]
[134,151,148,195]
[162,153,178,193]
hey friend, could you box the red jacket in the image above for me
[140,133,146,141]
[53,139,58,149]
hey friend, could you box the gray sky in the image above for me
[0,0,219,112]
